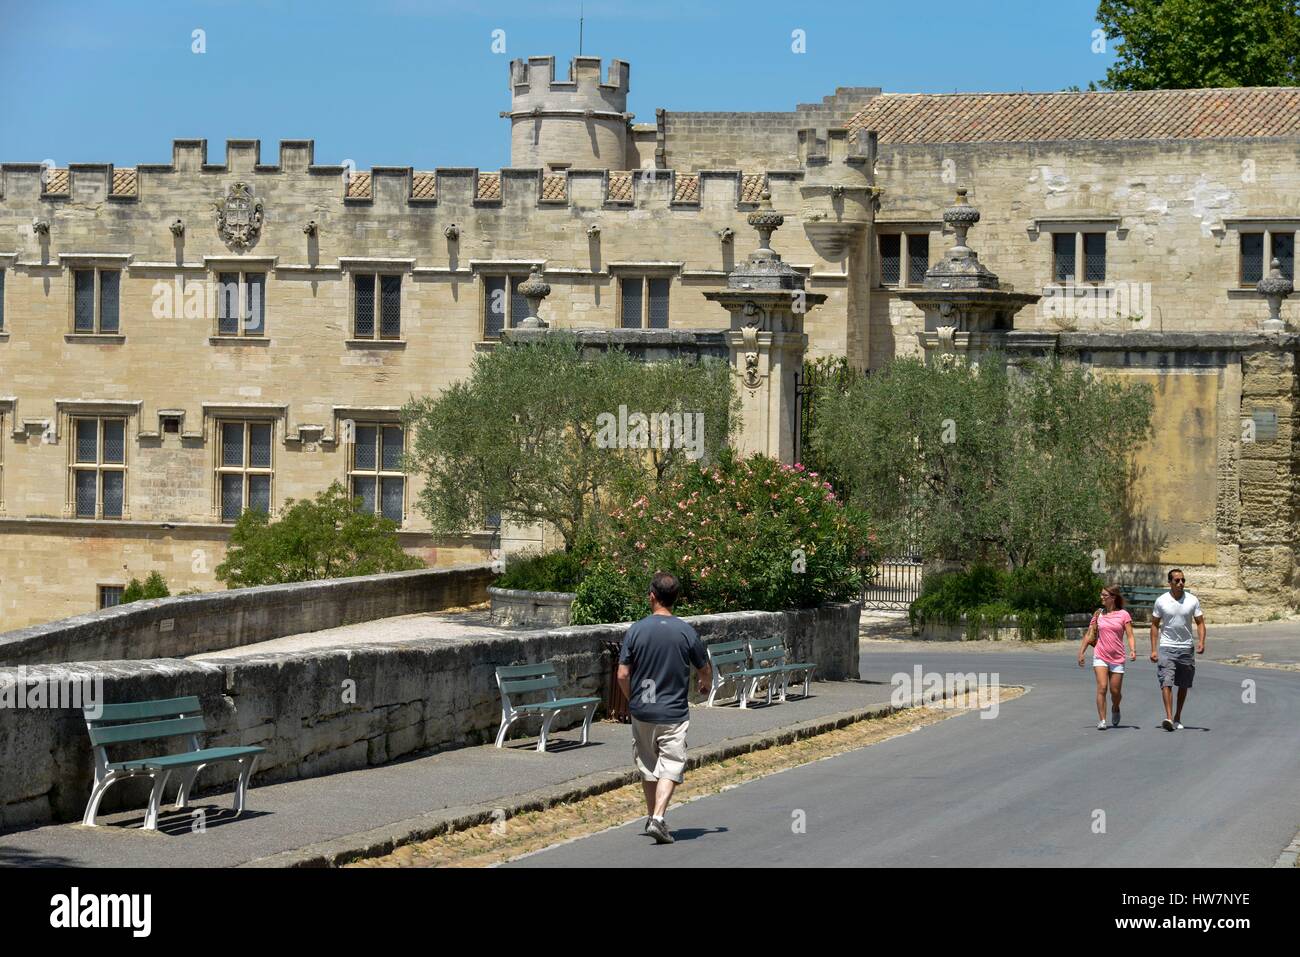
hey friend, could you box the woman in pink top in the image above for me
[1076,585,1137,730]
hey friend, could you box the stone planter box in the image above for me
[914,612,1093,642]
[488,586,576,627]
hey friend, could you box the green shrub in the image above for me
[570,562,648,626]
[573,450,877,624]
[910,560,1102,641]
[121,571,171,605]
[495,549,586,593]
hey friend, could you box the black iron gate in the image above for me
[796,360,923,611]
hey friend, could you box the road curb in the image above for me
[1274,828,1300,868]
[240,683,993,868]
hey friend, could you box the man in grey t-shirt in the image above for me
[617,572,712,845]
[1150,567,1206,731]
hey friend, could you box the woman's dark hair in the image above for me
[650,571,680,608]
[1102,584,1126,610]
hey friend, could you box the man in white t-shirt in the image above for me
[1149,568,1206,731]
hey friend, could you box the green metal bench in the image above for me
[495,662,600,753]
[82,696,265,831]
[747,636,816,705]
[1124,585,1166,621]
[705,638,815,709]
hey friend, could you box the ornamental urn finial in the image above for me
[1257,258,1294,331]
[943,188,981,255]
[746,189,784,254]
[515,266,551,329]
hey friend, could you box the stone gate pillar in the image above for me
[704,193,826,463]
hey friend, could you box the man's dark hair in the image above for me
[650,571,680,608]
[1167,568,1185,584]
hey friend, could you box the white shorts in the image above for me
[631,717,689,784]
[1092,658,1125,674]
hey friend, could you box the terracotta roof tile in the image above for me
[740,173,766,204]
[476,172,501,200]
[43,168,69,194]
[541,173,566,201]
[846,87,1300,144]
[607,171,633,202]
[345,171,372,198]
[411,172,436,200]
[673,173,699,203]
[110,168,137,196]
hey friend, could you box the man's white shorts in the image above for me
[631,717,689,784]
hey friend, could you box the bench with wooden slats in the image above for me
[494,662,600,752]
[82,696,264,830]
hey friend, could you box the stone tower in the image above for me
[506,56,631,170]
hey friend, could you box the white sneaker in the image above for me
[1162,718,1175,731]
[1097,720,1107,730]
[1111,709,1121,727]
[1174,721,1184,731]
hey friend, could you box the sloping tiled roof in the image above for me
[411,172,436,200]
[673,173,699,203]
[476,172,501,200]
[111,168,137,196]
[345,171,371,198]
[541,174,566,201]
[43,168,69,193]
[846,87,1300,144]
[740,173,766,204]
[607,171,633,202]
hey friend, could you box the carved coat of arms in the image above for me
[213,182,264,249]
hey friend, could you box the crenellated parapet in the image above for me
[0,139,806,215]
[505,56,632,170]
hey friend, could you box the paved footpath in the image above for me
[511,633,1300,868]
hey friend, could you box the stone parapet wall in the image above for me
[0,564,499,666]
[0,600,860,829]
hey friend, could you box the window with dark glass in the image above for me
[217,421,273,521]
[1083,233,1106,283]
[349,424,404,523]
[354,274,375,337]
[907,234,930,285]
[72,268,121,334]
[98,585,124,609]
[71,416,126,519]
[619,276,669,328]
[620,277,643,329]
[1053,233,1077,283]
[879,233,901,285]
[648,278,670,329]
[1240,233,1264,286]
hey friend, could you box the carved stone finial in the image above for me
[746,189,784,252]
[443,224,459,241]
[515,267,551,329]
[943,188,981,254]
[302,220,318,236]
[169,218,185,238]
[32,218,50,237]
[587,223,600,237]
[718,227,734,244]
[1257,258,1294,331]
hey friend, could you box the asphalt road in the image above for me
[508,645,1300,867]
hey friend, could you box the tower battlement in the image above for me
[506,56,632,171]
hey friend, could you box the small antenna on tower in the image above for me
[579,2,584,55]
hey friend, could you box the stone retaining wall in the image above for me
[0,565,499,667]
[487,587,576,628]
[0,601,860,830]
[915,613,1093,642]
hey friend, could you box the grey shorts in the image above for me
[631,717,689,784]
[1157,649,1195,689]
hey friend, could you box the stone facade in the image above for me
[1,56,1298,627]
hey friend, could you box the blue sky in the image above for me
[0,0,1115,170]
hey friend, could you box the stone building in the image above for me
[0,55,1297,628]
